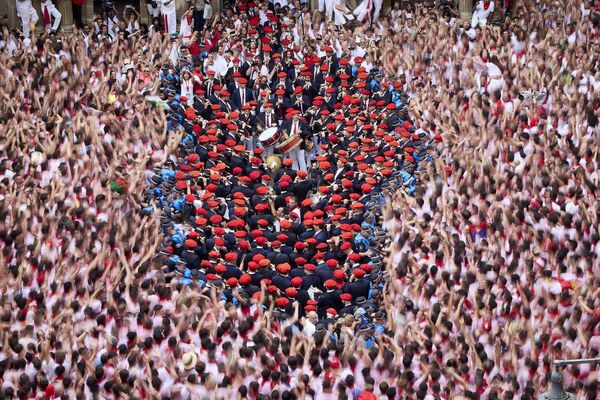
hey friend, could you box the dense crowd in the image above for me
[1,0,599,399]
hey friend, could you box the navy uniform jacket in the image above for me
[316,290,342,317]
[223,264,242,280]
[271,274,292,291]
[274,168,297,182]
[266,251,289,265]
[181,249,200,268]
[299,229,316,241]
[232,86,254,110]
[242,283,261,296]
[339,304,356,317]
[313,229,329,243]
[295,289,311,307]
[249,271,266,287]
[315,264,334,283]
[301,273,321,290]
[343,279,370,300]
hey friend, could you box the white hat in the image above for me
[182,352,198,370]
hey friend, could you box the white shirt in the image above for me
[160,0,176,14]
[303,319,316,336]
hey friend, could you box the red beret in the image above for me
[215,264,227,274]
[340,242,352,250]
[304,263,316,271]
[291,277,303,287]
[324,279,337,289]
[353,268,365,278]
[226,277,239,287]
[275,297,289,307]
[333,269,346,280]
[348,253,361,261]
[276,263,291,274]
[240,274,251,285]
[206,273,218,281]
[340,293,352,301]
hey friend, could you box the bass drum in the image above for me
[258,127,282,147]
[278,134,302,153]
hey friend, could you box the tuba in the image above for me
[266,154,282,172]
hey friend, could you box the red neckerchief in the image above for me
[483,320,492,332]
[477,379,488,394]
[540,342,548,353]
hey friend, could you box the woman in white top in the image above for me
[510,29,527,65]
[473,53,504,95]
[485,56,505,94]
[180,69,194,107]
[390,3,402,20]
[125,6,140,34]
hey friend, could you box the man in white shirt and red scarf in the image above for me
[471,0,495,29]
[180,8,194,44]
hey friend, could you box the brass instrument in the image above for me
[266,154,282,172]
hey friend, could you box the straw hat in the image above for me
[182,352,198,370]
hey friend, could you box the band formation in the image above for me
[1,0,599,399]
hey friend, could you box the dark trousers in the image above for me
[193,9,205,32]
[73,4,83,28]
